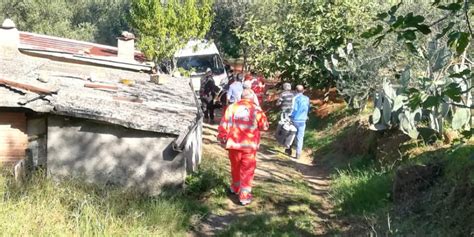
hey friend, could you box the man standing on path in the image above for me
[276,82,294,119]
[226,73,243,105]
[200,68,218,124]
[217,89,269,205]
[287,85,310,159]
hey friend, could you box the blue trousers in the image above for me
[292,121,306,157]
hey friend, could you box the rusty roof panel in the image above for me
[19,32,146,62]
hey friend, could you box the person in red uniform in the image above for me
[217,89,269,205]
[244,72,265,105]
[253,73,266,105]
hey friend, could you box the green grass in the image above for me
[220,177,322,237]
[330,165,392,215]
[328,143,474,236]
[0,170,208,236]
[218,213,315,237]
[0,145,323,236]
[387,145,474,236]
[202,143,323,236]
[443,145,474,183]
[0,151,235,236]
[303,108,356,157]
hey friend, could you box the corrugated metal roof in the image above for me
[19,32,146,62]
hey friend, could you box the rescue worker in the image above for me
[200,68,218,124]
[276,82,294,119]
[217,89,269,205]
[244,72,265,105]
[253,73,266,105]
[287,85,310,159]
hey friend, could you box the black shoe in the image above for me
[285,148,292,156]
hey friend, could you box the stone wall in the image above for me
[47,115,185,195]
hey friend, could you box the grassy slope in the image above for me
[303,104,474,236]
[1,101,470,236]
[0,170,207,236]
[0,142,322,236]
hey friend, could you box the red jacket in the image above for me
[251,77,265,104]
[218,99,269,151]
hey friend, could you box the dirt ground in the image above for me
[191,116,336,236]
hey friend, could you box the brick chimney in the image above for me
[117,31,135,62]
[0,19,20,55]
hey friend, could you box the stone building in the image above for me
[0,19,202,195]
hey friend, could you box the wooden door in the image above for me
[0,112,27,165]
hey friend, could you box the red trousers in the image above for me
[229,149,257,193]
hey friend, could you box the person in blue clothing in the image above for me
[286,85,310,159]
[226,73,243,104]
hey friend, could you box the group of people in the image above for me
[276,83,311,160]
[214,68,310,205]
[199,68,265,124]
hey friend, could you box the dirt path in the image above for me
[192,122,337,236]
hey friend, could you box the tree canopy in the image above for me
[128,0,214,63]
[0,0,130,45]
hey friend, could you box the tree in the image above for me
[208,1,248,59]
[128,0,214,67]
[0,0,131,45]
[360,1,473,140]
[0,0,96,41]
[70,0,131,46]
[234,0,381,87]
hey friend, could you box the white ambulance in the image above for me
[174,40,227,92]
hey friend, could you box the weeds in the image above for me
[0,167,210,236]
[0,146,233,236]
[330,166,392,215]
[218,213,313,237]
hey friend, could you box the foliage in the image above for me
[208,1,248,58]
[237,0,408,86]
[176,67,196,78]
[0,0,130,45]
[235,1,381,87]
[128,0,214,65]
[363,1,473,140]
[71,0,131,45]
[326,41,398,111]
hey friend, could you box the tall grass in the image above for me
[330,167,392,215]
[0,170,208,236]
[391,145,474,236]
